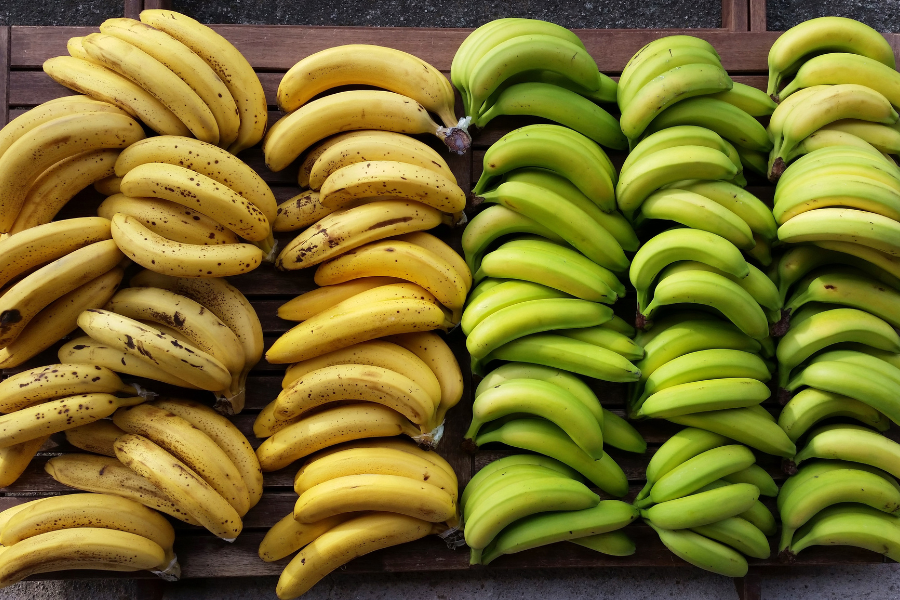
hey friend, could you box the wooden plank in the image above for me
[721,0,748,32]
[142,0,173,9]
[124,0,144,20]
[0,27,8,126]
[749,0,767,32]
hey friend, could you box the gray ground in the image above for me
[3,1,900,598]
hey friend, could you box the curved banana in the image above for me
[98,194,238,245]
[774,174,900,224]
[660,261,781,314]
[0,112,144,233]
[776,244,900,303]
[618,43,722,110]
[814,240,900,280]
[310,436,456,484]
[272,190,337,232]
[788,504,900,561]
[778,207,900,258]
[643,96,773,152]
[793,424,900,480]
[557,326,643,360]
[668,407,796,457]
[10,149,119,233]
[820,119,900,154]
[693,514,774,559]
[648,522,748,577]
[635,378,770,419]
[140,9,267,153]
[639,349,770,405]
[255,403,420,472]
[786,268,900,327]
[386,331,464,424]
[636,427,729,503]
[0,437,49,488]
[64,420,126,457]
[0,362,135,414]
[622,125,740,177]
[723,465,778,497]
[642,482,759,530]
[768,16,895,97]
[709,81,776,116]
[635,189,754,250]
[42,57,190,137]
[647,445,756,505]
[779,388,890,442]
[259,513,349,563]
[276,278,402,321]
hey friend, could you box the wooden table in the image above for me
[2,1,897,598]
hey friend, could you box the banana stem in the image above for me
[214,370,248,415]
[253,232,279,263]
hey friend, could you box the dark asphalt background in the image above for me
[2,0,898,30]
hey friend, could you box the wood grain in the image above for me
[749,0,767,32]
[0,27,8,126]
[722,0,749,32]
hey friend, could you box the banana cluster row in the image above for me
[62,270,263,414]
[0,493,180,587]
[45,12,266,152]
[638,428,778,577]
[617,35,775,165]
[45,398,262,540]
[0,218,126,369]
[0,98,144,234]
[261,439,457,599]
[101,136,277,277]
[462,454,638,565]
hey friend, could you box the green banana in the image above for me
[644,96,773,152]
[558,327,644,361]
[792,424,900,480]
[785,268,900,327]
[665,179,777,242]
[778,387,890,442]
[617,44,722,110]
[639,349,770,404]
[461,280,570,336]
[722,465,779,497]
[636,427,730,504]
[462,205,564,273]
[777,53,900,107]
[635,190,755,250]
[692,517,771,560]
[660,261,782,313]
[668,407,797,457]
[642,483,760,530]
[709,82,776,117]
[774,174,900,225]
[648,522,748,577]
[461,454,582,510]
[635,378,771,419]
[622,126,741,178]
[788,504,900,562]
[648,445,757,505]
[569,530,636,556]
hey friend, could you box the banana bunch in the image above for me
[618,36,774,158]
[46,11,267,152]
[0,493,180,587]
[777,424,900,561]
[638,428,777,576]
[46,398,262,541]
[60,270,262,414]
[259,438,457,598]
[106,135,276,275]
[462,454,638,565]
[0,97,145,234]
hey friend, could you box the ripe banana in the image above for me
[668,406,796,457]
[767,16,895,97]
[140,9,267,153]
[42,57,190,137]
[779,388,890,442]
[643,96,773,152]
[10,149,119,233]
[0,112,144,233]
[635,189,755,250]
[273,190,338,232]
[310,437,457,484]
[59,336,199,389]
[647,445,756,505]
[114,433,242,540]
[396,231,471,290]
[472,124,616,211]
[0,363,135,414]
[642,483,760,530]
[64,420,126,457]
[259,513,349,563]
[0,239,123,348]
[278,279,405,321]
[709,81,777,117]
[98,194,239,245]
[110,213,263,277]
[0,437,49,488]
[95,174,126,195]
[255,403,420,472]
[474,417,629,496]
[788,504,900,562]
[386,332,464,424]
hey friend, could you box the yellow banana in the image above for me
[386,331,464,424]
[258,513,349,563]
[0,363,135,414]
[64,420,126,457]
[393,231,472,290]
[98,194,239,245]
[272,190,338,232]
[94,175,122,195]
[276,277,402,321]
[0,437,50,488]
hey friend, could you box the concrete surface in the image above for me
[766,0,900,32]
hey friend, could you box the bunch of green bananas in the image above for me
[765,17,899,179]
[617,35,775,159]
[461,454,639,565]
[636,428,778,576]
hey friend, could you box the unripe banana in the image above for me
[668,407,796,457]
[648,445,756,505]
[647,522,747,577]
[709,81,776,117]
[642,483,760,530]
[635,189,755,250]
[643,96,773,152]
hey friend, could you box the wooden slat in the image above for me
[749,0,767,32]
[124,0,143,20]
[142,0,173,9]
[0,27,8,126]
[721,0,748,32]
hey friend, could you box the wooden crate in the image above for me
[1,1,897,597]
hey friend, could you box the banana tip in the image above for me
[460,438,479,454]
[768,157,787,182]
[781,458,798,476]
[770,309,792,338]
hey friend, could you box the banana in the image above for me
[98,194,239,245]
[0,239,123,348]
[477,240,621,302]
[110,213,263,277]
[621,35,719,88]
[691,516,770,560]
[792,424,900,480]
[64,420,125,457]
[647,522,747,577]
[621,126,740,177]
[778,466,900,550]
[275,201,443,270]
[42,57,190,137]
[570,531,636,556]
[620,63,732,141]
[462,455,581,512]
[723,465,779,497]
[139,9,267,153]
[255,403,419,472]
[298,130,403,187]
[114,433,242,540]
[293,446,456,498]
[462,466,576,529]
[736,146,769,178]
[474,418,629,496]
[259,513,349,563]
[709,81,777,117]
[394,232,471,290]
[644,96,773,152]
[480,501,637,565]
[814,240,900,280]
[100,18,239,148]
[820,119,900,154]
[0,528,166,586]
[503,168,640,251]
[0,112,144,233]
[466,379,605,458]
[660,261,782,313]
[311,437,456,484]
[776,146,900,188]
[615,145,738,218]
[629,228,748,311]
[639,349,770,405]
[82,33,218,143]
[788,504,900,561]
[787,129,885,161]
[776,307,900,386]
[635,378,771,419]
[0,217,112,290]
[558,327,644,361]
[307,131,455,190]
[668,407,797,457]
[646,445,756,504]
[618,43,722,110]
[779,388,890,441]
[275,364,437,431]
[276,278,403,321]
[779,207,900,257]
[265,90,469,172]
[476,181,628,271]
[642,482,760,530]
[77,308,231,391]
[774,174,900,224]
[636,427,730,502]
[115,136,277,222]
[0,363,135,414]
[776,244,900,303]
[472,124,616,211]
[786,268,900,327]
[477,82,626,149]
[113,403,250,515]
[385,332,464,424]
[276,513,434,599]
[273,190,337,232]
[643,268,770,340]
[767,16,895,98]
[635,189,755,250]
[10,149,119,233]
[466,298,612,359]
[43,453,200,525]
[0,437,49,488]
